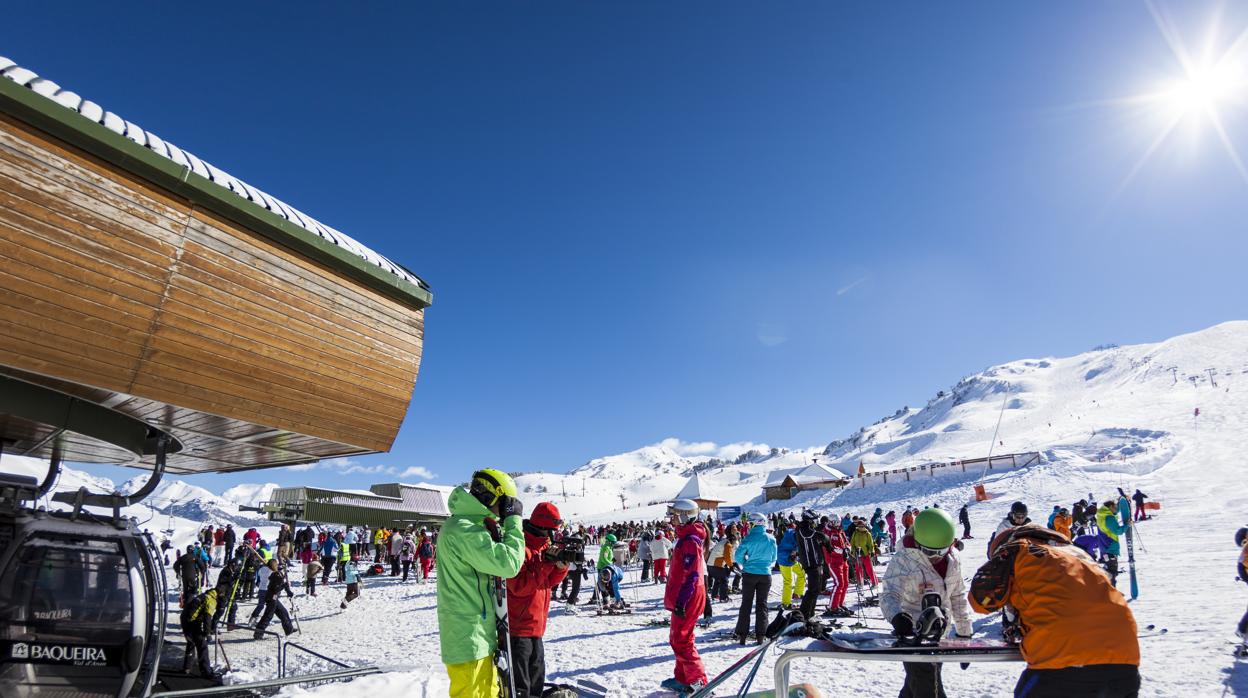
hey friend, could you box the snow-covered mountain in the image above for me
[510,320,1248,524]
[221,482,280,508]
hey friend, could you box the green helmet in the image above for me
[912,508,956,550]
[604,533,617,544]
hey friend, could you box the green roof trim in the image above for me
[0,76,431,310]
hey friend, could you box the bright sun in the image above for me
[1165,66,1239,116]
[1108,2,1248,190]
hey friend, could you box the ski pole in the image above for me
[215,634,232,673]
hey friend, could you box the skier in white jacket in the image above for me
[880,507,973,698]
[650,531,673,584]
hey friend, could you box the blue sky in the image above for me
[5,2,1248,494]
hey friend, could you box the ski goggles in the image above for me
[917,542,950,557]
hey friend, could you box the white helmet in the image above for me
[667,499,700,524]
[749,513,768,527]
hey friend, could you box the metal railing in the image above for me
[149,666,383,697]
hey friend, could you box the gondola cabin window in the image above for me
[0,536,132,647]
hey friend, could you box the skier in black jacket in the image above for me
[212,549,247,632]
[958,505,972,539]
[223,524,237,562]
[253,559,297,639]
[793,510,833,621]
[173,545,203,606]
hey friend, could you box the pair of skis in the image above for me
[1120,496,1139,600]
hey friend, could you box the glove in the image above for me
[674,605,686,618]
[498,495,524,519]
[890,613,914,638]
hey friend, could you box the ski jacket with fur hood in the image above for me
[880,535,973,637]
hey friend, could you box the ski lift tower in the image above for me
[0,55,432,697]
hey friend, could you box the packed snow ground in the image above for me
[7,322,1248,695]
[191,322,1248,697]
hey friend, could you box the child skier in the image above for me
[663,499,709,695]
[340,558,361,609]
[507,502,570,698]
[650,531,673,584]
[969,523,1140,697]
[880,508,973,698]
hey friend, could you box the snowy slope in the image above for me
[165,320,1244,698]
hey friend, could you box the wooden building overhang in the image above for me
[0,58,430,475]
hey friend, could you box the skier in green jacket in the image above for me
[437,468,526,698]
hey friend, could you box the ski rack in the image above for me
[772,638,1023,695]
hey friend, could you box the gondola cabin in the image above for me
[0,55,431,697]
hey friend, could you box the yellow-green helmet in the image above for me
[469,468,518,507]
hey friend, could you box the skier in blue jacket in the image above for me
[776,524,804,609]
[732,514,778,644]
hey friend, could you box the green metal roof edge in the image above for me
[0,78,431,310]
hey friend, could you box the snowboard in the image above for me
[810,631,1022,662]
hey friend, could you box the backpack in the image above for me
[419,542,433,557]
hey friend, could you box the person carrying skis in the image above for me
[732,513,777,644]
[253,559,297,639]
[776,521,805,610]
[437,468,525,698]
[881,507,973,698]
[180,586,221,679]
[794,510,834,622]
[1095,500,1125,585]
[212,548,246,632]
[650,530,673,584]
[995,502,1031,543]
[506,502,570,698]
[969,524,1140,697]
[958,505,972,540]
[663,499,709,695]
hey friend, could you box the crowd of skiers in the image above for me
[174,519,443,680]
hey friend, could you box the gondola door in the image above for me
[0,525,154,697]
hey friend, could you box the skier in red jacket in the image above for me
[662,499,709,695]
[506,502,570,698]
[822,523,852,617]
